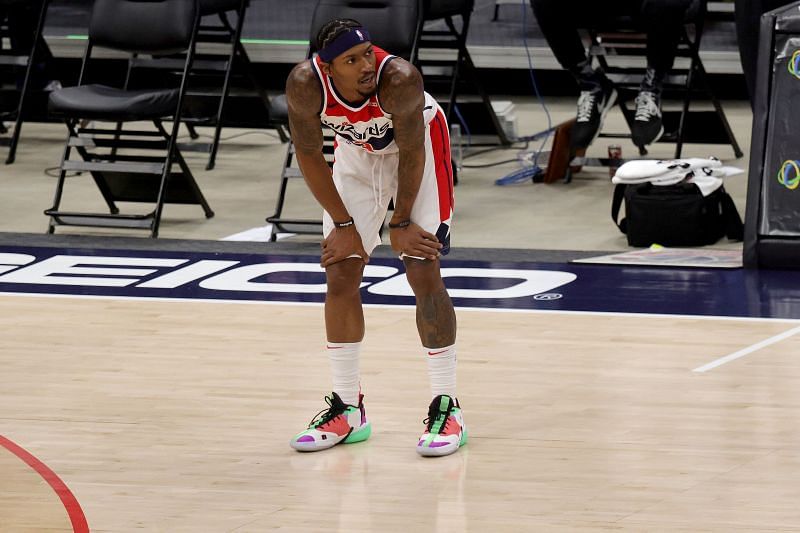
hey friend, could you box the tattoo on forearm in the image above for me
[416,287,457,347]
[381,60,425,217]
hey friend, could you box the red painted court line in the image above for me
[0,434,89,533]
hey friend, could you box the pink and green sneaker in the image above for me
[290,392,371,452]
[417,395,467,457]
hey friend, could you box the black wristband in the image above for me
[388,219,411,229]
[333,217,355,228]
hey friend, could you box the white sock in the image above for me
[424,344,457,399]
[327,342,361,406]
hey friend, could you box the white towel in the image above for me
[613,157,722,181]
[687,174,724,196]
[611,157,736,197]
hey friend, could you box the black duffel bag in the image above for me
[611,182,744,247]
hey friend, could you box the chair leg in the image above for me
[153,120,214,236]
[275,124,290,143]
[47,121,78,232]
[173,142,214,218]
[272,143,294,220]
[205,10,242,171]
[6,116,23,165]
[186,123,200,140]
[150,120,177,238]
[674,63,695,159]
[6,47,33,165]
[6,0,50,165]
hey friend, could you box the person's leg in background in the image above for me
[735,0,795,107]
[632,0,694,147]
[530,0,626,149]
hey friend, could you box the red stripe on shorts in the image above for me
[428,110,454,222]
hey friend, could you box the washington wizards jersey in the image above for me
[311,46,439,154]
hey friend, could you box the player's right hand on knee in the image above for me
[321,226,369,267]
[389,222,442,261]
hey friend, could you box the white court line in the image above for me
[2,291,800,325]
[693,325,800,373]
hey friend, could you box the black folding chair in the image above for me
[266,0,422,241]
[45,0,213,238]
[0,0,51,165]
[418,0,512,145]
[182,0,288,170]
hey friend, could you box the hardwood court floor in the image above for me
[2,294,800,531]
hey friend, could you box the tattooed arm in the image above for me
[286,61,347,221]
[380,59,442,260]
[286,61,367,265]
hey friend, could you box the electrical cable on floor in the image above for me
[44,167,81,178]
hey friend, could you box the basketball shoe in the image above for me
[290,392,371,452]
[417,395,467,457]
[571,74,617,149]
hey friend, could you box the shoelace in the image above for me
[576,91,598,122]
[423,402,453,433]
[635,91,661,121]
[307,394,347,429]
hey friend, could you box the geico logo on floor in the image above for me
[0,252,577,300]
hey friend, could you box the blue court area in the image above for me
[1,241,798,320]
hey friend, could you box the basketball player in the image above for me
[285,18,466,457]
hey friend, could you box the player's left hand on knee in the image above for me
[389,222,442,261]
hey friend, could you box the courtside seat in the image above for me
[44,0,213,238]
[49,85,179,120]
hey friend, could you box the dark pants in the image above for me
[530,0,695,76]
[734,0,794,104]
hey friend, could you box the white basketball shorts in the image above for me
[322,107,455,257]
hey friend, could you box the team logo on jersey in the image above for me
[323,118,395,151]
[327,121,390,141]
